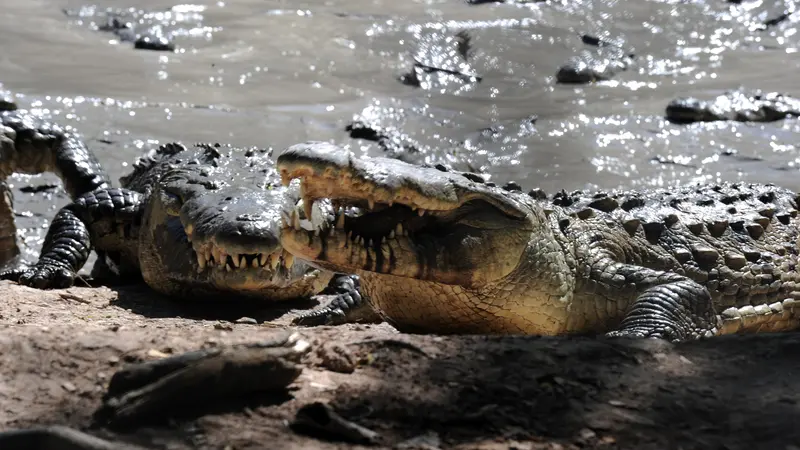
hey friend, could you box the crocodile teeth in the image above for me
[211,248,221,264]
[232,254,242,268]
[388,230,395,239]
[395,223,404,236]
[367,197,375,210]
[418,209,425,217]
[259,253,268,267]
[284,252,295,269]
[291,209,301,230]
[197,252,206,270]
[303,196,314,220]
[270,254,280,270]
[225,262,233,272]
[251,256,259,269]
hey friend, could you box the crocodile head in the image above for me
[276,142,563,332]
[129,143,333,300]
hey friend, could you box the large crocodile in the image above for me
[0,106,110,267]
[277,142,800,341]
[666,89,800,124]
[5,141,361,303]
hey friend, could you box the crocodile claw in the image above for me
[292,274,382,326]
[3,263,76,289]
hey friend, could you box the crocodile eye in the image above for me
[160,190,183,216]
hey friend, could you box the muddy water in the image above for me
[1,0,799,263]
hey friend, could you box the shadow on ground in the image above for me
[1,281,798,449]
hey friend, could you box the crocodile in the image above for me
[556,34,635,84]
[0,107,110,267]
[64,5,180,52]
[398,30,482,90]
[277,142,800,341]
[5,141,361,304]
[666,89,800,124]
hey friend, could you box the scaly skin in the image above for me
[0,107,110,267]
[277,142,800,341]
[666,90,800,124]
[8,141,359,303]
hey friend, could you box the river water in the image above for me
[1,0,799,263]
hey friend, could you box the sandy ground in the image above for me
[0,280,798,449]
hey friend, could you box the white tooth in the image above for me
[292,209,301,230]
[396,224,403,236]
[388,200,393,207]
[284,252,295,269]
[196,252,206,269]
[336,213,345,229]
[233,254,242,268]
[368,197,375,210]
[389,230,395,239]
[226,263,233,272]
[418,209,425,217]
[207,250,214,265]
[304,196,314,219]
[259,253,267,267]
[270,254,280,270]
[212,247,221,264]
[251,257,259,268]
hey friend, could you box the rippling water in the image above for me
[1,0,799,263]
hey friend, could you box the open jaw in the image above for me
[276,143,533,288]
[162,215,312,292]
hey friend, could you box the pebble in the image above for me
[235,317,258,325]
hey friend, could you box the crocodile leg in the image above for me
[0,111,111,267]
[593,258,720,341]
[293,274,382,325]
[1,188,142,289]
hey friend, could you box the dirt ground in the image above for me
[0,280,798,450]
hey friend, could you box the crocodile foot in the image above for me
[96,332,311,426]
[0,262,76,289]
[293,274,382,326]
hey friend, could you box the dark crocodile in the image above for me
[277,142,800,342]
[0,106,110,268]
[64,5,182,52]
[556,34,635,84]
[5,141,361,304]
[666,89,800,124]
[399,30,482,90]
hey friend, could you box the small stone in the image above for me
[61,381,77,392]
[235,317,258,325]
[147,349,170,358]
[107,355,120,365]
[215,322,234,331]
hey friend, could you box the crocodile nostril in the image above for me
[236,213,263,222]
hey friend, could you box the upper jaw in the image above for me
[276,141,529,220]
